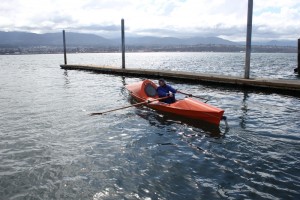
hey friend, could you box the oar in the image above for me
[177,91,210,102]
[90,96,168,116]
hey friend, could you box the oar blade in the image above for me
[90,112,103,116]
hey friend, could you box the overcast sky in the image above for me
[0,0,299,41]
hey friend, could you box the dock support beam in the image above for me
[298,38,300,76]
[121,19,125,69]
[244,0,253,79]
[63,30,67,65]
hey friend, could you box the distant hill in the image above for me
[123,36,184,46]
[0,31,296,54]
[182,37,237,46]
[265,40,297,47]
[0,31,239,47]
[118,36,237,46]
[239,40,297,47]
[0,31,113,47]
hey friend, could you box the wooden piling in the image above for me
[63,30,67,65]
[121,19,125,69]
[244,0,253,79]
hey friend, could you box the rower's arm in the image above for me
[157,87,168,97]
[167,85,177,93]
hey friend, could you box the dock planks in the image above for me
[60,64,300,94]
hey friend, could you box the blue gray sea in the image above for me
[0,52,299,199]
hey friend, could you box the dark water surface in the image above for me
[0,53,299,200]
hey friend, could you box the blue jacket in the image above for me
[157,84,177,104]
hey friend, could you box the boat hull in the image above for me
[126,80,224,125]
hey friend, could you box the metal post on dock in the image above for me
[244,0,253,79]
[121,19,125,69]
[63,30,67,65]
[298,38,300,76]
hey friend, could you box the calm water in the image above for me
[67,52,298,79]
[0,53,299,200]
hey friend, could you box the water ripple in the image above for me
[0,53,299,199]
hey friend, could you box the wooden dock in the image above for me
[60,64,300,95]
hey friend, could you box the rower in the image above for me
[157,79,177,104]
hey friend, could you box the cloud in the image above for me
[253,2,300,41]
[77,25,120,31]
[0,0,299,41]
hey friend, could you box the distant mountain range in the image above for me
[0,31,297,47]
[0,31,112,46]
[238,40,297,47]
[124,36,237,46]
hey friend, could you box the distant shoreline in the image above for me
[0,45,297,55]
[1,31,297,54]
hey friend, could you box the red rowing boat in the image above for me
[126,79,226,125]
